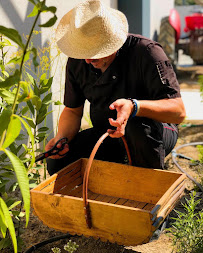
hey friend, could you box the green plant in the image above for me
[0,0,57,252]
[199,75,203,102]
[167,191,203,253]
[197,145,203,165]
[51,240,79,253]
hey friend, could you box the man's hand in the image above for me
[45,137,69,159]
[108,98,134,138]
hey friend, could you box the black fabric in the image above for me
[47,119,178,175]
[47,34,181,175]
[64,34,181,130]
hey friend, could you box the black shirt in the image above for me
[64,34,181,129]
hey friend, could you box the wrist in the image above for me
[127,98,140,117]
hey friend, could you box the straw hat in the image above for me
[55,0,128,59]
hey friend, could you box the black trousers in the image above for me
[47,117,178,175]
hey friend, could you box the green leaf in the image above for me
[8,201,21,211]
[42,92,52,104]
[0,207,7,238]
[0,69,20,88]
[0,197,17,253]
[26,100,35,116]
[3,150,30,228]
[41,6,57,14]
[32,95,42,111]
[39,15,57,27]
[14,115,35,168]
[26,72,35,85]
[2,116,21,149]
[0,89,16,104]
[22,116,35,128]
[39,76,53,94]
[0,26,24,49]
[31,47,39,69]
[38,127,49,132]
[21,106,29,115]
[0,108,12,137]
[54,100,63,105]
[27,5,39,17]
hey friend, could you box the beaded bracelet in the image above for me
[127,98,140,117]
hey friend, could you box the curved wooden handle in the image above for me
[82,131,132,228]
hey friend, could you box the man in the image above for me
[45,0,186,175]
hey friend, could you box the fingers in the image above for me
[45,138,69,159]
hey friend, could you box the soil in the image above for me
[3,67,203,253]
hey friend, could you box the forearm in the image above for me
[56,105,83,141]
[137,98,186,124]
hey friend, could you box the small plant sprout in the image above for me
[51,247,61,253]
[64,240,79,253]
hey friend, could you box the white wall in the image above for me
[150,0,174,40]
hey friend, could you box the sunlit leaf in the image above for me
[2,116,21,149]
[0,69,20,88]
[22,115,35,129]
[27,5,39,17]
[0,207,7,238]
[0,108,12,137]
[0,197,17,253]
[0,89,16,104]
[0,26,24,49]
[54,100,63,105]
[3,150,30,228]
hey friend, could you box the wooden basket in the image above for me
[31,132,186,246]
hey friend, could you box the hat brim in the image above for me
[55,6,128,59]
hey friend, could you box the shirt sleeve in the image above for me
[64,58,86,108]
[141,42,181,100]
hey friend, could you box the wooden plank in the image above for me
[33,159,82,192]
[143,203,155,211]
[66,184,83,198]
[82,159,183,204]
[115,198,128,206]
[57,176,83,195]
[87,191,100,200]
[98,195,114,203]
[108,197,120,204]
[123,200,140,208]
[42,167,81,193]
[31,191,153,246]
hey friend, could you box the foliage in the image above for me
[167,191,203,253]
[197,145,203,164]
[199,75,203,102]
[175,0,197,5]
[0,0,58,252]
[51,240,79,253]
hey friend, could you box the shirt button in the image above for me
[112,75,116,79]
